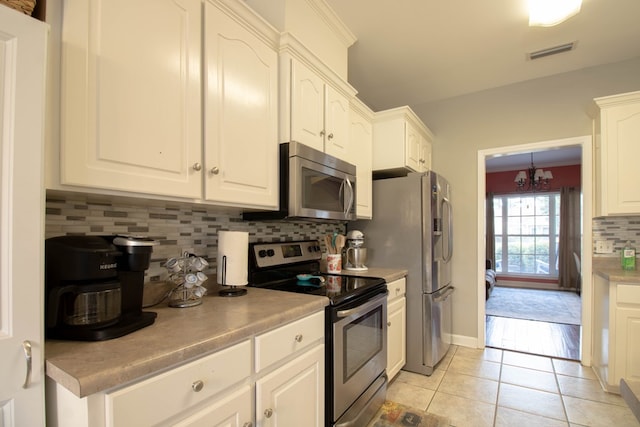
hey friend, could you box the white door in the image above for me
[0,5,48,426]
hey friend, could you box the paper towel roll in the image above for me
[217,231,249,286]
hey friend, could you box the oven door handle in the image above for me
[336,291,387,318]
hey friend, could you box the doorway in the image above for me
[477,136,593,365]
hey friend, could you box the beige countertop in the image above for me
[321,266,408,283]
[45,286,329,398]
[593,257,640,283]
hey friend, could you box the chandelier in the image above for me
[514,153,553,191]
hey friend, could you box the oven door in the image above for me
[331,289,387,421]
[289,155,356,221]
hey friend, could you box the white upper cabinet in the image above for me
[372,106,433,176]
[203,0,279,209]
[349,99,374,219]
[58,0,203,198]
[594,90,640,216]
[53,0,279,209]
[284,56,352,161]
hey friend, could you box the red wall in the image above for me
[486,164,581,194]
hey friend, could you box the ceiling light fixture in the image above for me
[528,0,582,27]
[514,153,553,191]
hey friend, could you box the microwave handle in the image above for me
[344,177,354,216]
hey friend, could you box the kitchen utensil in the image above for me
[325,234,334,253]
[335,234,346,254]
[345,247,368,271]
[296,274,326,283]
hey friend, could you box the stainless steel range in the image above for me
[248,240,388,427]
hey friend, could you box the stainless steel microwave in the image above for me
[243,142,356,221]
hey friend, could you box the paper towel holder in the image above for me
[218,255,247,297]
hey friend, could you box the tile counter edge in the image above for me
[45,287,329,397]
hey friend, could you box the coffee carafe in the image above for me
[343,230,368,271]
[45,235,157,341]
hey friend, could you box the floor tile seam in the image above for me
[552,357,572,424]
[497,378,559,395]
[494,403,570,424]
[490,350,505,426]
[559,392,630,408]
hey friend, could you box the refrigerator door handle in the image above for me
[442,196,453,262]
[432,286,455,303]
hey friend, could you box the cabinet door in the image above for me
[204,1,278,209]
[350,106,373,219]
[405,123,422,172]
[324,86,350,161]
[420,137,432,172]
[61,0,202,198]
[172,385,252,427]
[256,345,324,427]
[601,100,640,214]
[387,297,406,380]
[291,60,325,151]
[615,307,640,383]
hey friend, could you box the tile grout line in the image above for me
[492,349,505,427]
[551,359,572,425]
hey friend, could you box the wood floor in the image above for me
[486,315,581,360]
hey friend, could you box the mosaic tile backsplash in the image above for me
[593,216,640,256]
[45,191,346,304]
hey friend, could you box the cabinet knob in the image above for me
[264,408,273,418]
[192,163,202,171]
[210,166,220,175]
[320,130,326,137]
[243,423,253,427]
[327,133,334,140]
[387,321,391,327]
[192,380,204,392]
[295,334,303,343]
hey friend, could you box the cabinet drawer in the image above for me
[617,284,640,305]
[388,295,405,315]
[255,311,324,372]
[105,340,251,427]
[387,278,406,302]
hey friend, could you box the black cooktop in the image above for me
[250,273,385,306]
[247,240,385,306]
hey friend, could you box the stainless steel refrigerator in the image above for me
[351,171,454,375]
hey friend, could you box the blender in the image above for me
[343,230,368,271]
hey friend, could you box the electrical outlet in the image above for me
[595,240,614,254]
[181,247,194,257]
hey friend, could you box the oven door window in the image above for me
[343,305,383,380]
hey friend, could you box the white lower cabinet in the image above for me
[592,275,640,392]
[256,345,324,427]
[386,278,406,380]
[46,311,324,427]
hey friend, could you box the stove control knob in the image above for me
[267,249,275,257]
[258,249,267,258]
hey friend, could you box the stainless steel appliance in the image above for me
[45,235,158,341]
[352,171,454,375]
[248,240,387,427]
[243,142,356,221]
[343,230,368,271]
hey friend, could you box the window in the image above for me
[493,193,560,277]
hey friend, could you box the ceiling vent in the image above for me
[528,41,576,60]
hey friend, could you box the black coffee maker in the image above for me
[46,235,157,341]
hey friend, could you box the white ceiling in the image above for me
[325,0,640,111]
[484,146,582,172]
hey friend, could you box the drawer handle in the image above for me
[264,408,273,418]
[295,334,303,343]
[22,340,32,389]
[192,380,204,392]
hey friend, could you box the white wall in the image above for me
[412,57,640,341]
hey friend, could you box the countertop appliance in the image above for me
[45,235,158,341]
[248,240,387,427]
[351,171,454,375]
[243,142,356,221]
[343,229,368,271]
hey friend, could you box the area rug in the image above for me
[486,286,581,325]
[369,400,449,427]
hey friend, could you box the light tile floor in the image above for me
[383,345,640,427]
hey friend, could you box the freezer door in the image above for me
[423,286,454,370]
